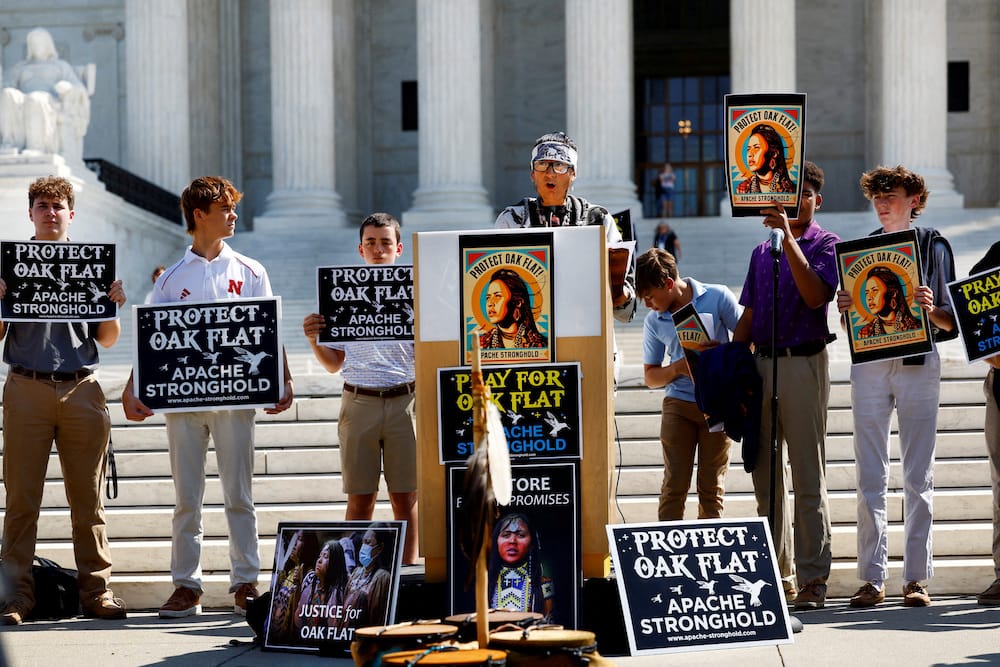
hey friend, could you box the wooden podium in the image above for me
[412,225,616,582]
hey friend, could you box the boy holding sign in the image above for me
[0,176,128,625]
[302,213,419,564]
[122,176,294,618]
[635,248,741,522]
[836,165,956,608]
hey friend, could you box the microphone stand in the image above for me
[768,229,803,634]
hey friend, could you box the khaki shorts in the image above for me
[338,389,417,494]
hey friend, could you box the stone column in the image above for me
[565,0,643,220]
[256,0,346,231]
[869,0,963,208]
[730,0,797,93]
[726,0,797,217]
[403,0,493,230]
[125,0,190,194]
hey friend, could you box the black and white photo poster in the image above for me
[133,297,283,412]
[607,518,792,656]
[0,240,117,321]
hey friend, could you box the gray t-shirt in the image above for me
[3,321,101,372]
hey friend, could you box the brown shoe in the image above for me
[233,583,259,616]
[849,582,885,608]
[159,587,201,618]
[977,578,1000,606]
[783,584,797,605]
[0,600,31,626]
[903,581,931,607]
[82,591,127,620]
[793,579,827,610]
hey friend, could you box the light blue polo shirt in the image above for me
[642,278,742,403]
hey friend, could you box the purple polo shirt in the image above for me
[739,220,840,348]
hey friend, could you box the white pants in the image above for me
[165,409,258,593]
[851,353,940,584]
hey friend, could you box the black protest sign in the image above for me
[947,267,1000,363]
[0,241,116,322]
[263,521,405,655]
[607,518,792,656]
[437,363,582,463]
[317,265,414,343]
[447,462,579,628]
[133,297,283,412]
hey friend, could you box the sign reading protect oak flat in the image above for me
[0,240,117,322]
[316,265,414,343]
[133,297,283,412]
[607,518,792,656]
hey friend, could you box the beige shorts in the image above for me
[337,389,417,494]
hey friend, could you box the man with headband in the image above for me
[495,132,637,361]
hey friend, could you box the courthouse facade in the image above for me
[0,0,996,229]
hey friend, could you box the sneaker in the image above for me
[159,587,201,618]
[0,600,30,626]
[903,581,931,607]
[793,579,827,610]
[849,582,885,608]
[82,591,127,620]
[977,578,1000,606]
[233,583,259,616]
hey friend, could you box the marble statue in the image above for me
[0,27,92,162]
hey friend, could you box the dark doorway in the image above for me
[634,1,730,218]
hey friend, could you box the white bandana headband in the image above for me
[530,142,577,170]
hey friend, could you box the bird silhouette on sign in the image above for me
[543,411,569,436]
[698,580,717,595]
[233,347,271,375]
[87,283,105,302]
[729,574,770,607]
[669,585,683,596]
[203,351,221,363]
[505,410,524,424]
[651,593,663,604]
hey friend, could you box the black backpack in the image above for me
[26,556,80,620]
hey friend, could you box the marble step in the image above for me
[32,519,993,578]
[612,405,986,440]
[612,378,988,413]
[6,457,992,511]
[618,431,989,466]
[36,555,998,612]
[614,489,993,527]
[15,486,993,543]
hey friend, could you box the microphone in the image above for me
[769,228,785,257]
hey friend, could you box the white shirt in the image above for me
[151,242,272,304]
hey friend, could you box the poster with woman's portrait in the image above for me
[836,229,933,365]
[459,232,554,365]
[724,93,806,218]
[263,521,405,655]
[446,462,579,628]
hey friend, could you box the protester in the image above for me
[636,248,740,521]
[0,176,128,625]
[495,131,636,377]
[122,176,294,618]
[652,222,681,260]
[969,240,1000,606]
[302,213,419,564]
[733,161,838,610]
[653,163,676,217]
[837,165,956,608]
